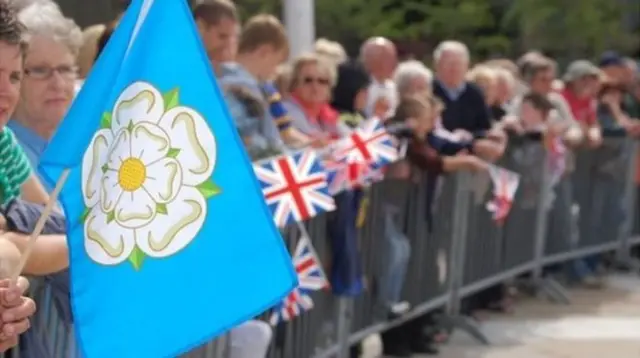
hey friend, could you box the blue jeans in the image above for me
[378,204,411,307]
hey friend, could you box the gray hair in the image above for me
[393,60,433,95]
[18,1,83,57]
[433,40,469,63]
[314,38,347,66]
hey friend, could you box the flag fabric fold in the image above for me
[37,0,296,357]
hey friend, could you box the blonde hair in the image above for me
[314,38,347,66]
[288,52,336,92]
[273,64,292,96]
[467,65,497,87]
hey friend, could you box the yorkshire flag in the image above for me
[38,0,296,357]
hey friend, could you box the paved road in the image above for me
[423,274,640,358]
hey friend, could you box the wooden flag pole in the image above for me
[9,169,71,281]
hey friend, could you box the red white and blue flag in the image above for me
[270,236,329,325]
[486,164,520,225]
[322,159,384,195]
[253,150,335,227]
[331,118,398,170]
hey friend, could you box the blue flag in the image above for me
[38,0,296,357]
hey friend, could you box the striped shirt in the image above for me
[0,127,32,205]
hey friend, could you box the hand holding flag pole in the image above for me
[9,169,70,281]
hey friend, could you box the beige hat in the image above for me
[562,60,602,82]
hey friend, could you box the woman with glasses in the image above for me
[283,53,349,143]
[8,2,82,192]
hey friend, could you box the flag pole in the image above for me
[9,168,71,281]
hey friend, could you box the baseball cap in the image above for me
[562,60,602,82]
[598,51,625,67]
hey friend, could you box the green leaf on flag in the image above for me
[80,207,90,223]
[166,148,180,158]
[163,88,179,111]
[157,203,168,215]
[128,246,145,271]
[196,180,221,199]
[101,164,109,174]
[106,210,115,224]
[126,120,134,133]
[100,112,112,129]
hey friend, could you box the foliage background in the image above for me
[235,0,640,65]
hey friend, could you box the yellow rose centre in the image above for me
[118,158,146,192]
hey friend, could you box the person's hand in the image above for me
[563,126,583,147]
[586,127,603,148]
[0,277,35,352]
[464,155,488,172]
[487,127,507,143]
[456,152,488,172]
[501,117,525,134]
[452,129,473,142]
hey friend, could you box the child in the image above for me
[219,14,309,160]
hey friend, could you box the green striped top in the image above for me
[0,127,32,205]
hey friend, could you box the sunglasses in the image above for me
[301,76,330,86]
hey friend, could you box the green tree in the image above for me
[502,0,639,61]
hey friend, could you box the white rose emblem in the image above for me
[81,81,219,269]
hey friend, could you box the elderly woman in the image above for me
[283,52,349,141]
[393,60,433,98]
[8,2,82,191]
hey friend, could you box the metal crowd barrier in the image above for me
[7,134,640,358]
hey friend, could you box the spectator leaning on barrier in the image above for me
[466,65,498,112]
[488,66,516,122]
[8,1,82,191]
[431,40,506,161]
[393,60,433,98]
[360,37,398,119]
[193,0,239,76]
[282,52,349,141]
[509,55,583,145]
[560,60,603,147]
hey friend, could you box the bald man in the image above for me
[359,37,399,119]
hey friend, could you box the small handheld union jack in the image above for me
[322,159,384,195]
[331,118,399,169]
[485,164,520,225]
[269,236,329,325]
[253,150,336,227]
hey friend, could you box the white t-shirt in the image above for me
[366,78,398,119]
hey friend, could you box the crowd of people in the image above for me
[0,0,638,357]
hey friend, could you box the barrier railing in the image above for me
[7,134,640,358]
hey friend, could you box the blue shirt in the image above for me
[7,121,52,191]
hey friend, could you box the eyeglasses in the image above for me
[24,65,78,80]
[301,76,330,86]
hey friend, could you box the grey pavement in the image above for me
[421,274,640,358]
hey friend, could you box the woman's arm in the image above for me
[2,232,68,275]
[20,175,49,206]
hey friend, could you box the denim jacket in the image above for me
[219,63,285,160]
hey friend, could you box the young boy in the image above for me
[219,14,308,160]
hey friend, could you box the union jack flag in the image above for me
[253,150,335,227]
[332,118,398,169]
[270,236,328,325]
[485,164,520,225]
[322,159,384,195]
